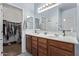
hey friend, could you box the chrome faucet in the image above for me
[63,30,65,36]
[35,29,37,33]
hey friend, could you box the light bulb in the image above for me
[42,5,45,8]
[45,3,49,6]
[63,19,66,21]
[26,16,31,18]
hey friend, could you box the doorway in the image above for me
[3,20,22,56]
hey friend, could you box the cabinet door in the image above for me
[38,46,47,56]
[32,47,37,56]
[38,38,47,56]
[48,45,54,56]
[31,36,38,56]
[32,36,37,48]
[38,51,46,56]
[48,40,74,52]
[53,47,73,56]
[26,35,32,53]
[48,45,73,56]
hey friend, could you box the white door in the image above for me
[0,4,3,56]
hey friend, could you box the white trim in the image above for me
[5,3,23,10]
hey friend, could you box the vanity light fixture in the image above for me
[45,3,49,6]
[38,3,61,13]
[42,5,45,8]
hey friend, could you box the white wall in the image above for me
[3,4,23,23]
[9,3,34,53]
[61,7,76,31]
[75,3,79,56]
[0,4,3,56]
[21,3,34,53]
[11,3,34,18]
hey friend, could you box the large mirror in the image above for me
[34,3,59,32]
[58,3,77,32]
[34,3,77,36]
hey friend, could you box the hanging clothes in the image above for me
[3,20,21,43]
[6,23,10,40]
[3,24,5,35]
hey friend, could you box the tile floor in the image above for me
[3,43,21,56]
[3,42,32,56]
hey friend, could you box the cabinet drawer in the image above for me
[26,43,31,53]
[26,35,32,53]
[38,43,47,48]
[32,36,37,41]
[38,37,47,44]
[38,51,47,56]
[32,47,37,56]
[38,46,47,54]
[53,47,73,56]
[32,40,37,45]
[32,44,37,49]
[48,40,74,52]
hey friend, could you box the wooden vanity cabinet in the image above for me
[26,35,75,56]
[38,37,48,56]
[26,35,32,53]
[48,39,74,56]
[31,36,38,56]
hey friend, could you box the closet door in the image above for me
[0,4,3,56]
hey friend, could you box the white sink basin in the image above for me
[46,34,63,38]
[34,33,65,39]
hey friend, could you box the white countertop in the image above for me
[25,31,79,44]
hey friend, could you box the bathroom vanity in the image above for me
[25,3,79,56]
[26,33,76,56]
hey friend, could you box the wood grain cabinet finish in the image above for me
[53,46,73,56]
[48,40,74,52]
[26,35,32,53]
[38,37,48,56]
[48,45,54,56]
[48,45,73,56]
[31,36,38,56]
[26,35,74,56]
[32,47,37,56]
[48,39,74,56]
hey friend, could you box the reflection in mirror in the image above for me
[35,18,40,29]
[34,3,77,37]
[58,3,77,36]
[36,4,59,32]
[25,16,33,29]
